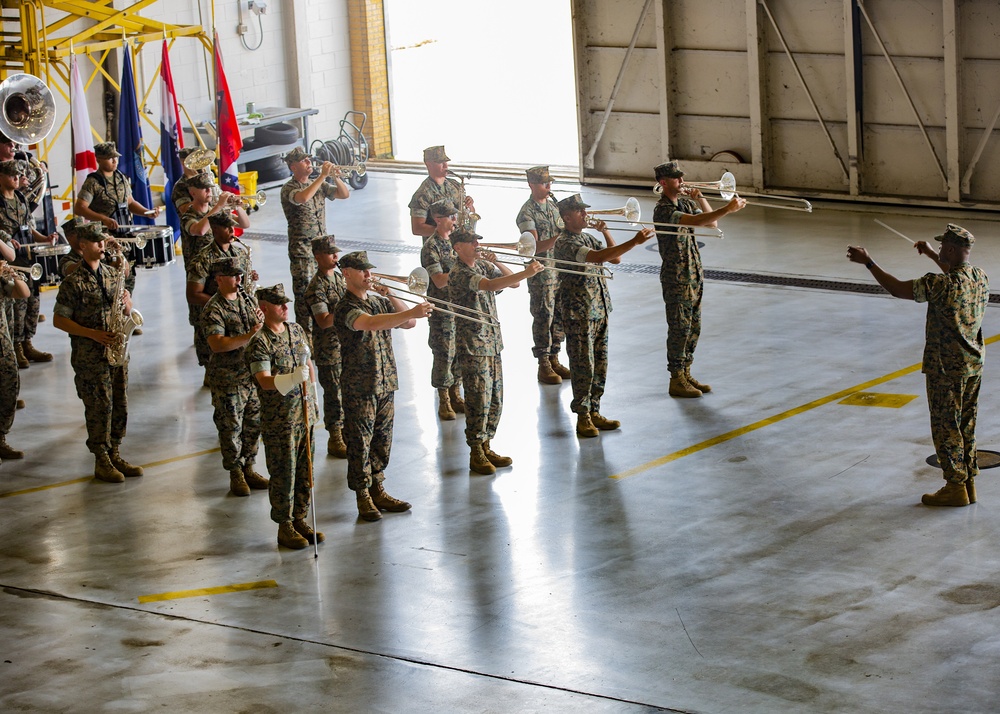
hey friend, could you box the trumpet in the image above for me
[480,232,614,279]
[373,267,498,326]
[310,158,366,176]
[106,235,149,250]
[0,261,43,281]
[666,171,813,212]
[238,190,267,212]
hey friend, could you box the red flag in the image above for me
[70,55,97,193]
[213,31,243,195]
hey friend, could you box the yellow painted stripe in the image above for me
[138,579,278,603]
[0,447,221,499]
[613,331,1000,481]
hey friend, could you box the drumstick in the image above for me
[874,219,914,244]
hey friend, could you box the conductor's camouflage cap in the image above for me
[935,224,975,248]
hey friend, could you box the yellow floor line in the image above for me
[0,447,221,499]
[613,331,1000,481]
[138,579,278,603]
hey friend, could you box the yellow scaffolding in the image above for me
[0,1,211,201]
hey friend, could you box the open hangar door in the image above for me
[571,0,1000,210]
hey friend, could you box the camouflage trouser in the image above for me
[318,363,343,430]
[662,281,703,374]
[71,351,128,456]
[528,268,564,358]
[124,263,136,300]
[189,304,211,367]
[210,379,261,472]
[0,334,18,435]
[427,312,459,389]
[6,293,39,342]
[457,353,502,446]
[564,317,608,415]
[343,390,393,491]
[262,424,314,524]
[926,373,980,484]
[289,256,316,336]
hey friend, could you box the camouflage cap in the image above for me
[339,251,376,271]
[95,142,121,159]
[282,146,310,164]
[208,210,239,228]
[0,160,20,176]
[179,147,198,160]
[428,199,459,218]
[557,193,591,213]
[311,235,341,254]
[423,145,450,163]
[188,172,216,190]
[211,257,244,276]
[935,223,975,248]
[256,283,289,305]
[60,216,86,235]
[526,165,553,184]
[449,230,480,245]
[654,161,684,180]
[77,223,106,243]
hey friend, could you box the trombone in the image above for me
[0,261,43,281]
[669,171,813,212]
[373,267,498,326]
[479,232,614,279]
[585,200,725,238]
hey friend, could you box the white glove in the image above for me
[274,365,310,395]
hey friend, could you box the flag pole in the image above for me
[70,41,76,206]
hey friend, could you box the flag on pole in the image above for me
[117,40,154,226]
[213,31,243,196]
[70,55,97,195]
[160,39,184,240]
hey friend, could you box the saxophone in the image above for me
[104,244,144,366]
[447,170,481,233]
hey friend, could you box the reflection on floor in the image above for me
[3,173,1000,712]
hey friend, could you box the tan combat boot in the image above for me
[685,368,711,393]
[370,481,412,512]
[21,340,53,363]
[550,354,571,379]
[293,519,325,544]
[277,521,309,549]
[921,482,970,507]
[0,436,24,459]
[469,443,496,475]
[14,342,28,369]
[229,468,251,497]
[94,453,124,483]
[438,388,456,420]
[590,412,621,431]
[327,425,348,458]
[110,446,143,478]
[966,477,977,504]
[450,384,465,414]
[537,356,562,385]
[356,488,382,521]
[669,372,702,398]
[243,463,269,489]
[576,413,599,438]
[483,441,513,468]
[16,399,24,410]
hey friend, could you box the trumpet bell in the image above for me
[29,263,43,281]
[254,190,267,207]
[0,74,56,144]
[183,148,216,171]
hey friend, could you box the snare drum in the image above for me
[131,227,175,269]
[34,244,71,287]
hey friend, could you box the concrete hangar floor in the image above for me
[3,170,1000,712]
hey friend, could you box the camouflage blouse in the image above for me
[913,263,990,377]
[333,291,399,397]
[246,321,317,430]
[304,269,347,365]
[554,229,611,322]
[280,178,341,259]
[652,195,703,293]
[201,290,259,387]
[449,259,503,356]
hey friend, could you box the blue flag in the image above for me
[117,42,154,227]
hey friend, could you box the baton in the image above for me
[874,219,914,244]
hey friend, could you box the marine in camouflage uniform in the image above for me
[652,160,745,398]
[304,236,348,458]
[201,258,268,497]
[0,160,54,366]
[279,147,350,336]
[334,251,426,521]
[449,231,543,474]
[419,199,464,418]
[178,172,242,268]
[52,223,144,483]
[246,283,323,549]
[848,224,989,507]
[516,166,570,384]
[407,145,469,240]
[169,147,205,217]
[0,269,29,460]
[187,211,254,369]
[554,194,654,437]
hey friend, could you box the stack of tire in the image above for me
[239,122,300,183]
